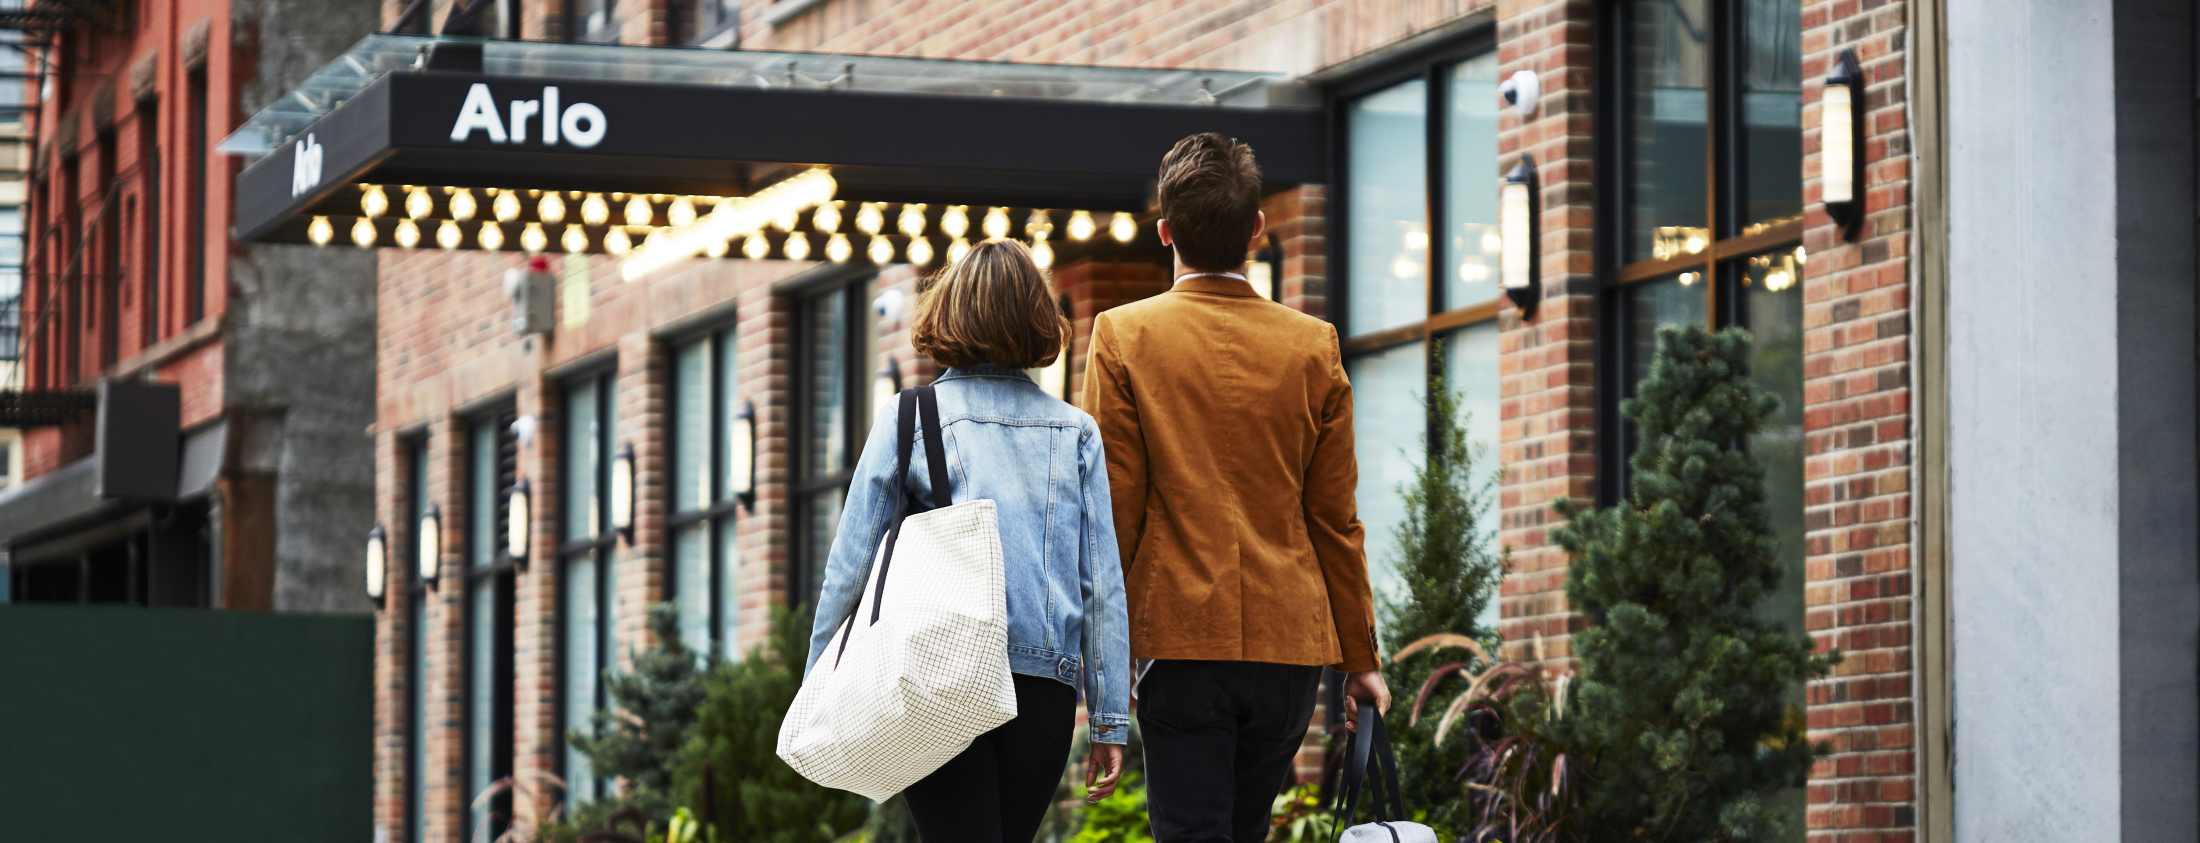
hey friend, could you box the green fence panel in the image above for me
[0,606,373,843]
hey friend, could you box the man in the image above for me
[1081,132,1390,843]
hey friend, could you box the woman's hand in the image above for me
[1085,742,1125,802]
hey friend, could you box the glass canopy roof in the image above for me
[221,34,1298,156]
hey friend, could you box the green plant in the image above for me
[1379,366,1506,836]
[673,605,869,843]
[1069,780,1153,843]
[562,602,714,828]
[1549,325,1841,843]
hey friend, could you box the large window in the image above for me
[404,437,431,843]
[1332,43,1504,612]
[559,367,617,803]
[567,0,617,42]
[668,326,742,657]
[465,409,518,841]
[672,0,740,45]
[1600,0,1806,833]
[790,273,876,609]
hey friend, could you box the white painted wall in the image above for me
[1944,1,2123,841]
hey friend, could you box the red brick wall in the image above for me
[1801,1,1916,842]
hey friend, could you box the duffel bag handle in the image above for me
[832,386,953,667]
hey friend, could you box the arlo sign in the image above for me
[449,83,607,148]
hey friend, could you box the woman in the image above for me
[803,239,1130,843]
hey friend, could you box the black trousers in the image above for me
[1139,660,1324,843]
[902,673,1078,843]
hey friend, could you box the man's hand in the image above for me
[1340,669,1392,733]
[1085,742,1125,802]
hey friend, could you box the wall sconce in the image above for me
[417,504,442,588]
[506,477,531,569]
[611,442,637,543]
[873,357,903,416]
[728,400,757,510]
[365,524,388,607]
[1821,48,1864,239]
[1499,154,1540,318]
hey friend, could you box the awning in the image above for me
[224,35,1325,266]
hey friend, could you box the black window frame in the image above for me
[787,267,875,610]
[664,319,742,656]
[463,404,519,842]
[1594,0,1809,506]
[555,363,618,803]
[402,434,432,843]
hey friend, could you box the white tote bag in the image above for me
[777,386,1018,802]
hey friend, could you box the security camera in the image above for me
[873,289,907,325]
[1499,70,1541,117]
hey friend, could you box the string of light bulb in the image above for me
[308,179,1151,270]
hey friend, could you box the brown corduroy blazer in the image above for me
[1080,275,1378,673]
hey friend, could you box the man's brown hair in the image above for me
[1157,132,1263,271]
[911,239,1069,370]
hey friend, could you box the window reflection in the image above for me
[1741,0,1804,228]
[1624,0,1709,263]
[1347,79,1429,336]
[1445,54,1503,310]
[1347,342,1426,601]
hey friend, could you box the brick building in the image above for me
[229,1,2197,843]
[0,0,382,610]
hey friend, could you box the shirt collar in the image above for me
[933,364,1035,383]
[1170,274,1261,298]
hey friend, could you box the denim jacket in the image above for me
[802,365,1131,744]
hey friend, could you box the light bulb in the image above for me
[855,202,884,235]
[906,237,933,265]
[941,205,970,239]
[562,224,589,253]
[898,203,927,238]
[625,195,653,227]
[539,192,567,225]
[1032,239,1054,269]
[1404,228,1428,252]
[773,207,799,233]
[1460,260,1490,283]
[493,190,520,222]
[868,235,893,264]
[1025,209,1052,239]
[668,197,697,228]
[361,185,389,218]
[604,226,632,255]
[436,220,462,250]
[1390,256,1420,279]
[826,232,853,262]
[1067,210,1096,241]
[1793,245,1807,266]
[307,216,334,246]
[704,237,727,258]
[1481,230,1502,254]
[581,193,610,225]
[1109,212,1136,243]
[813,201,842,233]
[742,234,769,260]
[1765,269,1793,291]
[449,188,478,221]
[783,233,811,260]
[351,217,377,248]
[479,222,505,250]
[948,237,971,264]
[406,187,433,219]
[983,207,1010,239]
[394,218,420,248]
[1685,235,1705,254]
[1677,271,1699,287]
[521,222,548,254]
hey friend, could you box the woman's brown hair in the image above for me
[910,238,1069,370]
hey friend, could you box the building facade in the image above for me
[0,0,381,610]
[222,1,2192,842]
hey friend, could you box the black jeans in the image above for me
[1139,660,1324,843]
[902,673,1078,843]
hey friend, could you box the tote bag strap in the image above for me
[913,385,952,510]
[1334,708,1408,840]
